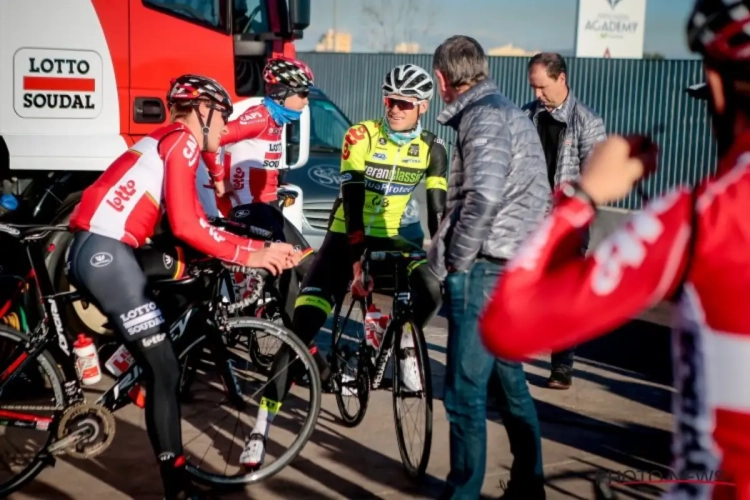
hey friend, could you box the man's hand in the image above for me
[350,261,374,298]
[579,135,658,206]
[245,243,296,275]
[214,179,233,198]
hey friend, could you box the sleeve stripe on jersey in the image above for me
[426,176,447,191]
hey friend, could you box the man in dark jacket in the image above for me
[523,52,607,390]
[429,35,551,500]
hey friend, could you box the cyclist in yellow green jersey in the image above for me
[239,64,448,468]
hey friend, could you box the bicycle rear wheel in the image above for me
[392,319,433,479]
[0,325,67,497]
[331,293,370,427]
[179,316,321,487]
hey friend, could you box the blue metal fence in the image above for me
[298,52,716,210]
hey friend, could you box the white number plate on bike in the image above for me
[105,344,135,377]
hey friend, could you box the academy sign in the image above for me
[575,0,646,59]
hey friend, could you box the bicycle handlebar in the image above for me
[0,223,69,242]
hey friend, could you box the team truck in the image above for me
[0,0,313,336]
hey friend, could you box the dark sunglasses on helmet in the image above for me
[206,103,230,124]
[384,97,421,111]
[294,88,310,99]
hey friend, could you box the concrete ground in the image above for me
[9,295,677,500]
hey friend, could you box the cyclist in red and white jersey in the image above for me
[67,74,300,500]
[480,1,750,498]
[199,57,317,324]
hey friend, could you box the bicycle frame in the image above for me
[0,234,244,429]
[362,250,425,390]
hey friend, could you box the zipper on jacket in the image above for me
[554,126,567,187]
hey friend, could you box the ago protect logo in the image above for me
[601,469,735,489]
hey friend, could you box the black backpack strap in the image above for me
[669,188,699,303]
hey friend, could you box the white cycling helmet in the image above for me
[382,64,434,101]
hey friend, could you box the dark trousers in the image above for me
[550,239,589,372]
[442,260,544,499]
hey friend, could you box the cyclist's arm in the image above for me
[480,186,693,360]
[201,150,225,182]
[160,131,264,265]
[220,106,266,146]
[340,124,369,263]
[425,136,448,238]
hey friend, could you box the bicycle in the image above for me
[0,222,322,496]
[221,188,306,371]
[328,247,433,479]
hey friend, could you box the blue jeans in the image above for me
[442,261,544,499]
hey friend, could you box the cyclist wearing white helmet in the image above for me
[481,0,750,498]
[237,64,449,469]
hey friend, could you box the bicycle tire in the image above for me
[331,295,370,427]
[0,325,67,497]
[181,316,322,487]
[392,319,433,479]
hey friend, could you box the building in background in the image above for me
[394,42,420,54]
[315,28,352,52]
[488,43,539,57]
[575,0,647,58]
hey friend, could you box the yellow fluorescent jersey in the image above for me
[329,119,448,238]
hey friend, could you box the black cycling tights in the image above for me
[66,231,188,498]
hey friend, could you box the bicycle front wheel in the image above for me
[179,316,321,488]
[331,293,370,427]
[392,319,433,479]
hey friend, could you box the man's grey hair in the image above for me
[432,35,489,88]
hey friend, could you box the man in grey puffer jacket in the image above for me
[523,52,607,390]
[429,35,550,500]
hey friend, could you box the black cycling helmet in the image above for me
[687,0,750,63]
[263,57,314,101]
[686,0,750,154]
[167,74,233,152]
[167,74,233,117]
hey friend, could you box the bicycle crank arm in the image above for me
[47,426,92,455]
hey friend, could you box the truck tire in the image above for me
[44,192,111,338]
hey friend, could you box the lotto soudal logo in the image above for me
[263,142,283,169]
[14,48,103,119]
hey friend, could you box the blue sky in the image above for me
[296,0,698,59]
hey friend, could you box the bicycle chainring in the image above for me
[226,268,265,313]
[56,403,116,459]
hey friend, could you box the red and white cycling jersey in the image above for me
[222,103,285,205]
[69,123,264,265]
[198,103,285,217]
[480,133,750,499]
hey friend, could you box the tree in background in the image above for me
[361,0,434,53]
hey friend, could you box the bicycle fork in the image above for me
[203,328,246,410]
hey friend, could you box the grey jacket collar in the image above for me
[438,79,498,130]
[529,87,578,125]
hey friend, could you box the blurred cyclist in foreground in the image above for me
[480,0,750,498]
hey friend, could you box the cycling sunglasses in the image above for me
[292,88,310,99]
[384,97,422,111]
[207,103,231,124]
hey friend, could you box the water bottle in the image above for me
[364,304,382,351]
[73,334,102,385]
